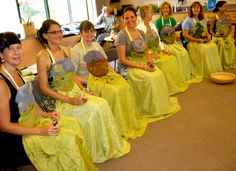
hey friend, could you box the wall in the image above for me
[120,0,235,7]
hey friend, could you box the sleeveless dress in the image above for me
[158,17,192,81]
[212,15,235,70]
[0,73,31,168]
[185,18,222,78]
[0,70,98,171]
[116,28,180,122]
[43,47,130,163]
[145,28,189,95]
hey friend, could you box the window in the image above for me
[0,0,21,33]
[0,0,97,37]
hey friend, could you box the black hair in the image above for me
[37,19,61,47]
[213,1,227,12]
[0,32,21,53]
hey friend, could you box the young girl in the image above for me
[210,1,235,70]
[182,1,222,79]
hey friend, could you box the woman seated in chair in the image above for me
[0,32,98,171]
[115,6,180,121]
[210,0,236,70]
[137,4,189,95]
[71,20,147,139]
[154,2,193,82]
[182,1,222,79]
[36,19,130,163]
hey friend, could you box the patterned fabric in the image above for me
[160,25,176,44]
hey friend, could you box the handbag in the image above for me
[31,79,56,112]
[22,19,36,38]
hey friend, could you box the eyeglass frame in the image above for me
[47,30,64,35]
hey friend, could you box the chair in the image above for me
[96,33,110,46]
[104,47,118,71]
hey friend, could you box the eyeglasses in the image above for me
[47,30,63,35]
[83,29,95,33]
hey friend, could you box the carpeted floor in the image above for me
[96,70,236,171]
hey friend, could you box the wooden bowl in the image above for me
[210,72,235,84]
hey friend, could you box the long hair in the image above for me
[160,2,173,16]
[189,1,204,20]
[37,19,61,47]
[213,1,227,12]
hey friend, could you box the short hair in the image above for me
[160,2,173,16]
[0,32,21,53]
[139,5,152,20]
[189,1,204,20]
[79,20,95,32]
[123,5,137,19]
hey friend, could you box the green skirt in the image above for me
[88,69,147,139]
[187,41,223,78]
[126,56,180,122]
[19,105,98,171]
[212,36,235,70]
[152,53,189,95]
[55,84,130,163]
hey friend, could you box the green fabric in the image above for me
[88,69,147,139]
[213,36,235,70]
[212,18,236,69]
[128,55,180,120]
[154,17,177,33]
[145,29,188,95]
[187,42,223,78]
[55,83,130,163]
[152,53,189,95]
[19,105,98,171]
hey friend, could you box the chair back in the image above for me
[104,47,118,71]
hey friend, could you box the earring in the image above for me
[0,56,4,63]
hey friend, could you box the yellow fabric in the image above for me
[152,53,189,95]
[187,42,223,78]
[55,84,130,163]
[88,69,147,139]
[212,36,235,70]
[126,55,180,121]
[19,105,98,171]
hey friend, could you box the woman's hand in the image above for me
[162,49,173,55]
[68,97,86,105]
[50,111,60,121]
[40,125,60,136]
[141,65,155,72]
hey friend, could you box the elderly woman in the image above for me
[210,1,235,70]
[137,4,188,95]
[154,2,193,81]
[115,6,180,121]
[182,1,222,79]
[36,19,130,163]
[0,32,98,171]
[71,20,147,139]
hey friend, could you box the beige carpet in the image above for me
[97,70,236,171]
